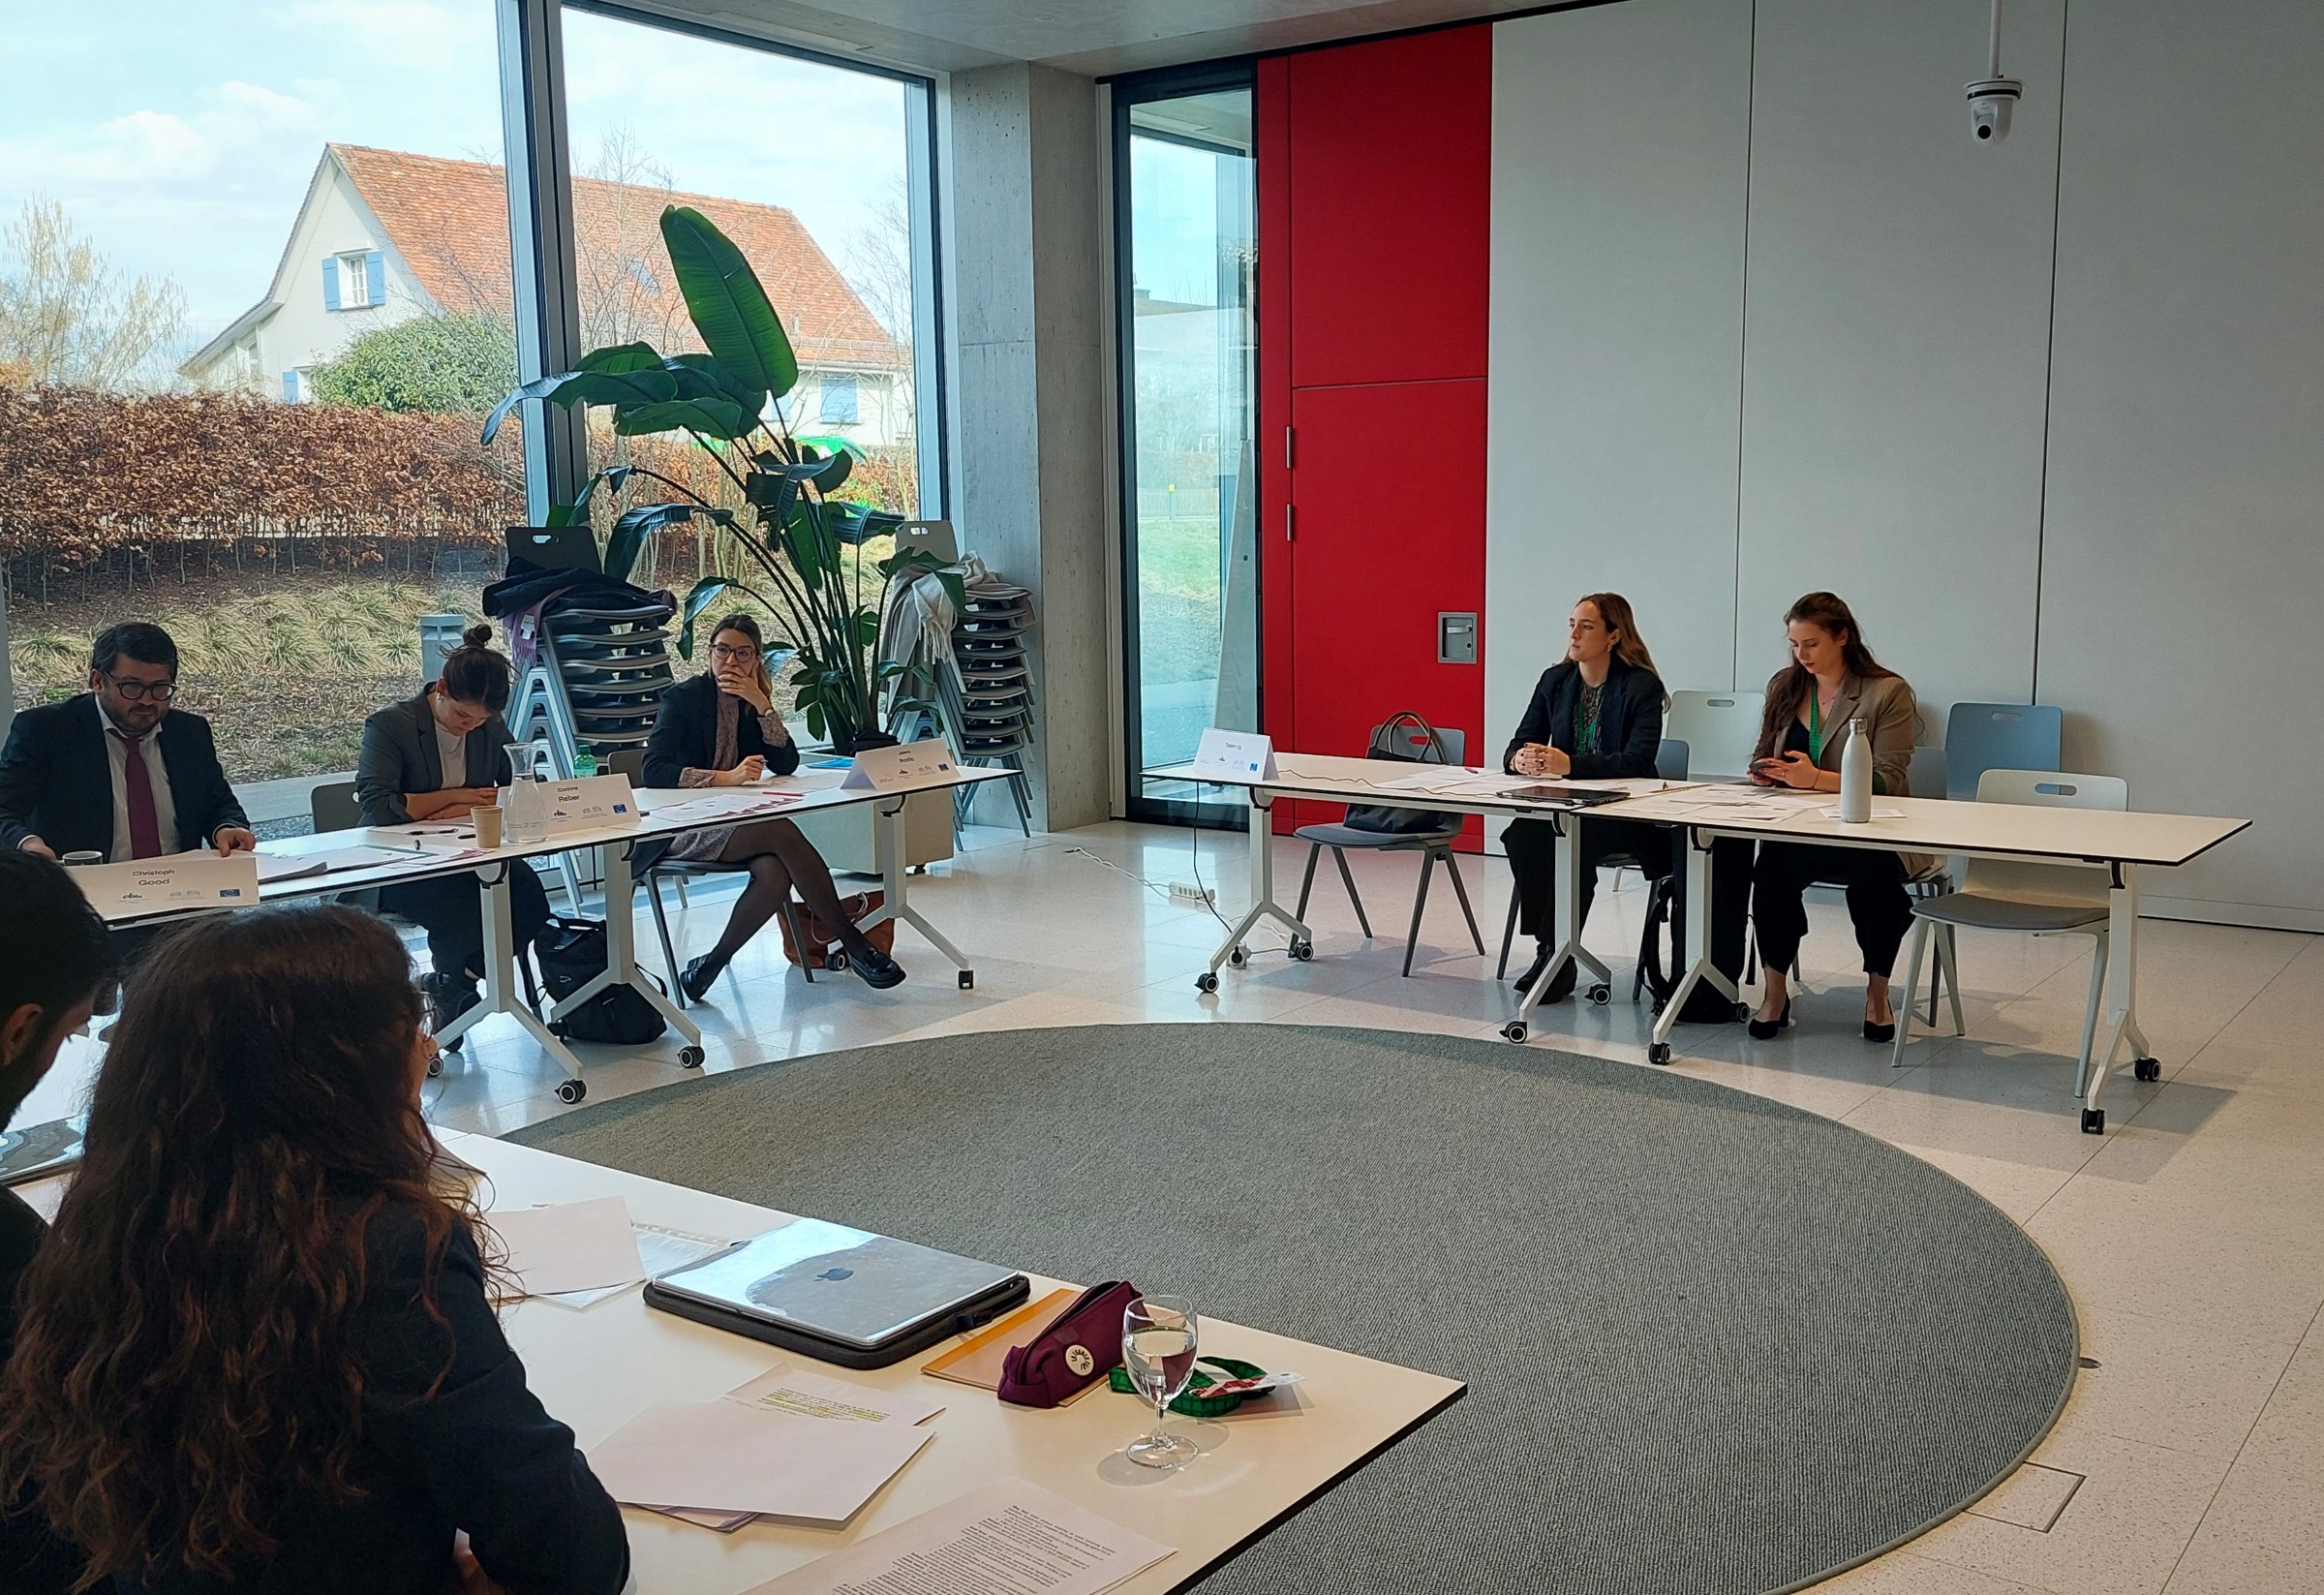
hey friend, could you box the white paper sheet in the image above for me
[536,1223,730,1309]
[590,1398,934,1522]
[724,1365,946,1426]
[1813,807,1907,821]
[257,845,421,882]
[739,1478,1174,1595]
[490,1197,645,1296]
[643,791,806,824]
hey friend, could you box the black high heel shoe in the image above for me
[1747,997,1792,1041]
[681,955,723,1004]
[1863,999,1896,1043]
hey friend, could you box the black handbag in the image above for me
[536,916,668,1046]
[1343,712,1459,835]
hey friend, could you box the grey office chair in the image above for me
[1665,690,1766,779]
[1943,703,2064,799]
[1292,721,1486,977]
[615,748,836,1002]
[1493,737,1689,1004]
[1892,771,2130,1120]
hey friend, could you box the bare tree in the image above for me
[576,127,690,353]
[0,199,188,392]
[842,172,916,432]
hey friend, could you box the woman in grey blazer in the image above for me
[353,626,550,1035]
[1745,593,1924,1044]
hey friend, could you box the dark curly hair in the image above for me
[0,905,493,1586]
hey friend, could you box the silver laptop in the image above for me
[650,1218,1024,1354]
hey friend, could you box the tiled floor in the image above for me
[42,820,2320,1592]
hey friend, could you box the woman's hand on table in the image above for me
[1752,751,1822,789]
[712,755,767,787]
[1511,743,1569,780]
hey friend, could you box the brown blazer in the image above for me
[1758,669,1935,877]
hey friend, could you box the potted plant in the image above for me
[481,205,958,751]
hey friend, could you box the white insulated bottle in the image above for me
[1838,718,1873,823]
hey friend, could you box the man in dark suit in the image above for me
[0,850,113,1589]
[0,623,255,863]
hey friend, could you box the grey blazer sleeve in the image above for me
[354,707,418,826]
[1866,677,1918,798]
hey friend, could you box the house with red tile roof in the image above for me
[181,144,907,445]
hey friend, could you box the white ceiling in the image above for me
[657,0,1559,77]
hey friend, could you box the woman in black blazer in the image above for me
[353,625,550,1036]
[1501,594,1670,997]
[643,614,903,995]
[0,905,628,1595]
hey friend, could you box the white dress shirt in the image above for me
[97,698,182,860]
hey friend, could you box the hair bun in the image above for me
[460,624,493,649]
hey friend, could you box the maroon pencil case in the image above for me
[997,1280,1142,1407]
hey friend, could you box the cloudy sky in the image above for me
[0,0,910,348]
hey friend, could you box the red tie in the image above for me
[114,730,164,859]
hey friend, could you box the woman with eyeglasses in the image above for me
[642,613,905,995]
[0,905,628,1594]
[354,624,552,1039]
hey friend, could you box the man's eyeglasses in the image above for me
[708,643,759,662]
[104,676,177,702]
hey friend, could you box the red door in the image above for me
[1287,379,1486,844]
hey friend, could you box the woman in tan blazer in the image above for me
[1745,592,1922,1043]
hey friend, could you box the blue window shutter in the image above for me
[365,250,384,305]
[282,371,298,402]
[321,257,341,311]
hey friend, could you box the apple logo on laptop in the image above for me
[817,1267,854,1281]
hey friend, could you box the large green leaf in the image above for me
[677,576,732,659]
[613,397,753,440]
[603,502,697,584]
[578,342,666,375]
[544,465,636,527]
[660,204,799,401]
[481,367,677,444]
[664,352,767,415]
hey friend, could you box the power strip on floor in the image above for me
[1168,881,1216,906]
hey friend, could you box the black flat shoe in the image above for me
[1747,997,1792,1041]
[1510,945,1551,988]
[681,955,723,1003]
[847,945,906,990]
[1863,1009,1897,1042]
[1537,960,1577,1004]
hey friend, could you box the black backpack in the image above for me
[536,917,668,1046]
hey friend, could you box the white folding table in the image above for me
[339,1132,1467,1592]
[81,767,1014,1104]
[1148,754,2246,1132]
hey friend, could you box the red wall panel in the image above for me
[1260,25,1493,844]
[1285,26,1494,389]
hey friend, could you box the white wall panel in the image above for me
[1733,0,2064,723]
[1484,0,1752,758]
[2037,0,2324,926]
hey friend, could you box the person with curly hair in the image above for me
[0,905,627,1594]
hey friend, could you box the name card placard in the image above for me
[1192,728,1278,782]
[544,774,639,835]
[839,740,959,794]
[72,852,261,921]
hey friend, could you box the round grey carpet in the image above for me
[509,1025,2076,1595]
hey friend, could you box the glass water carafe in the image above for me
[504,740,552,844]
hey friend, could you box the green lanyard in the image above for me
[1808,691,1828,762]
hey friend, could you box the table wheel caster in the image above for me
[1196,972,1219,994]
[2080,1107,2105,1134]
[959,970,975,991]
[2133,1057,2160,1083]
[1501,1021,1528,1044]
[426,1053,443,1079]
[1731,1002,1753,1023]
[828,950,848,971]
[1227,946,1249,970]
[556,1079,587,1105]
[1648,1042,1672,1065]
[678,1045,704,1069]
[1586,983,1611,1006]
[1290,939,1314,962]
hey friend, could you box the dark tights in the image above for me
[701,816,873,970]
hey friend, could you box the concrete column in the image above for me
[943,63,1109,832]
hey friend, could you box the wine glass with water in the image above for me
[1122,1296,1201,1469]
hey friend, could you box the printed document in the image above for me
[739,1478,1174,1595]
[489,1196,645,1296]
[725,1365,946,1427]
[589,1398,933,1522]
